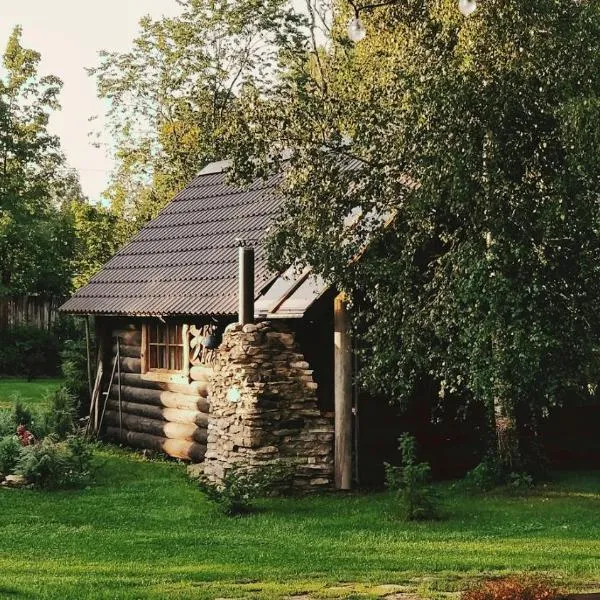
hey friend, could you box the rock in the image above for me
[2,475,26,488]
[291,361,310,370]
[242,323,259,333]
[224,322,244,334]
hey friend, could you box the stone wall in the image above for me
[203,321,334,491]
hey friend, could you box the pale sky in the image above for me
[0,0,183,203]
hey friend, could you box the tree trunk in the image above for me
[493,397,519,468]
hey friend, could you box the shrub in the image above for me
[15,435,94,490]
[508,471,534,490]
[0,325,60,378]
[385,433,439,521]
[16,437,67,489]
[198,463,293,516]
[12,400,47,440]
[63,435,94,487]
[462,577,559,600]
[0,436,21,474]
[44,386,77,439]
[0,409,15,437]
[13,401,32,429]
[60,339,89,415]
[462,457,506,493]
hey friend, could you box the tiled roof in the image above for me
[60,164,285,317]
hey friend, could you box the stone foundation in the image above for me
[203,321,334,490]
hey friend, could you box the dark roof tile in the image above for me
[60,165,283,317]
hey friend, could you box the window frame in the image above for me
[140,321,189,383]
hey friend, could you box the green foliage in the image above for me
[66,200,121,290]
[462,457,506,493]
[508,471,534,491]
[60,338,89,413]
[92,0,306,233]
[226,0,600,467]
[0,325,60,378]
[15,435,93,490]
[198,463,293,515]
[0,26,80,298]
[63,435,94,488]
[385,434,439,521]
[0,435,20,474]
[4,397,46,440]
[43,386,77,439]
[0,408,14,437]
[12,400,32,429]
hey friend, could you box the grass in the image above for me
[0,446,598,599]
[0,377,63,409]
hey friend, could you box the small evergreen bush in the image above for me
[15,435,94,490]
[0,409,14,437]
[12,401,47,440]
[462,457,505,493]
[44,386,77,439]
[0,436,21,474]
[385,433,439,521]
[198,463,293,515]
[63,435,94,487]
[60,338,89,415]
[13,401,33,429]
[508,471,534,490]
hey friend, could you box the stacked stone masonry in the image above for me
[204,321,334,491]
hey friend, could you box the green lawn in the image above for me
[0,377,63,409]
[0,447,598,599]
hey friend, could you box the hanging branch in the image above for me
[346,0,401,17]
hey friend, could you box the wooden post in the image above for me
[117,337,123,441]
[334,293,352,490]
[238,245,255,325]
[85,316,92,401]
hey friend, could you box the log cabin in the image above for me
[60,160,351,490]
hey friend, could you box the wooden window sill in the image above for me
[140,370,190,384]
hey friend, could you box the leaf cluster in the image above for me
[225,0,600,458]
[385,434,439,521]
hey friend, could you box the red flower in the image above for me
[16,425,35,447]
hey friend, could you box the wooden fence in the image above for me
[0,296,60,330]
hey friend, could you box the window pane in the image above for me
[147,322,183,372]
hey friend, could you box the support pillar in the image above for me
[334,293,352,490]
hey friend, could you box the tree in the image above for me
[91,0,306,233]
[0,27,77,298]
[67,199,120,290]
[226,0,600,467]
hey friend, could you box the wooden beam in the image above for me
[104,427,206,462]
[85,317,92,401]
[334,293,352,490]
[140,323,148,374]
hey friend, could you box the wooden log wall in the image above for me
[101,321,213,463]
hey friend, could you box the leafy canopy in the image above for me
[225,0,600,457]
